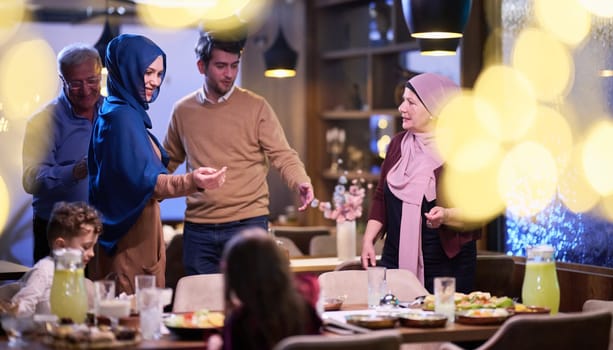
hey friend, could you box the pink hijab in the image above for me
[387,73,459,284]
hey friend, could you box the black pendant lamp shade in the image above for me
[264,27,297,78]
[94,19,119,66]
[402,0,472,39]
[418,38,460,56]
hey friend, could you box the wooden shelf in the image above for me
[305,0,414,225]
[321,42,419,60]
[322,169,380,183]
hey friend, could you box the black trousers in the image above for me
[33,216,50,263]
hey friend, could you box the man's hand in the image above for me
[193,166,227,190]
[297,182,314,211]
[72,158,87,180]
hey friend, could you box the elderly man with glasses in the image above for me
[22,43,103,263]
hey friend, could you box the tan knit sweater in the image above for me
[163,87,310,224]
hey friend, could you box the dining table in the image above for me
[0,260,30,281]
[0,304,505,349]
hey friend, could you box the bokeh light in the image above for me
[499,141,558,217]
[558,142,600,213]
[436,92,502,173]
[535,0,591,46]
[598,194,613,221]
[474,65,537,142]
[578,0,613,17]
[0,176,9,234]
[136,0,268,33]
[0,0,25,46]
[512,28,574,102]
[137,3,209,29]
[582,119,613,196]
[439,150,506,224]
[519,105,573,174]
[0,39,58,120]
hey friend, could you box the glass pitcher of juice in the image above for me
[521,244,560,314]
[49,248,89,323]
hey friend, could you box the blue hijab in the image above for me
[88,34,169,254]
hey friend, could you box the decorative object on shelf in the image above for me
[369,0,393,45]
[401,0,473,39]
[347,145,365,171]
[349,83,364,110]
[326,127,346,172]
[264,0,297,78]
[312,173,368,261]
[418,38,460,56]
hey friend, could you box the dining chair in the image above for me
[272,226,331,255]
[275,236,305,257]
[172,273,224,312]
[272,329,402,350]
[583,299,613,350]
[318,269,427,304]
[439,310,612,350]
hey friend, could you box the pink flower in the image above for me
[312,173,368,224]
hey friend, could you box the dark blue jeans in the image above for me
[182,216,268,275]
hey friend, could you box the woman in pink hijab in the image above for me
[360,73,481,293]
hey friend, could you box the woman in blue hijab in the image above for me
[88,34,227,294]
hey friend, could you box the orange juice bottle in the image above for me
[521,245,560,314]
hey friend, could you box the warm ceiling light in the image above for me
[264,27,297,78]
[402,0,473,39]
[419,38,460,56]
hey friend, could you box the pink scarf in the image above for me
[387,131,442,284]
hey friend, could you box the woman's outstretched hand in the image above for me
[193,166,227,190]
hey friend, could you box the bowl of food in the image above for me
[323,297,344,312]
[398,312,447,328]
[509,304,550,315]
[163,310,224,340]
[345,314,398,330]
[455,308,512,325]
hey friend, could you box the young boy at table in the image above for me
[0,201,101,316]
[207,227,322,350]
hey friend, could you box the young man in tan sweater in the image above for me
[163,32,313,274]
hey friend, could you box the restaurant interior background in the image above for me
[0,0,612,269]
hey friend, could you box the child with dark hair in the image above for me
[207,228,322,350]
[4,201,101,316]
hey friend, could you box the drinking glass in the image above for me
[138,288,162,340]
[95,280,130,328]
[367,266,387,309]
[135,275,156,313]
[434,277,456,323]
[1,314,33,347]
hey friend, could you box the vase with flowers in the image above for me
[312,172,368,261]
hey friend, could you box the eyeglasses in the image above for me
[62,76,101,91]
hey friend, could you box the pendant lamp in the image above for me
[402,0,472,39]
[418,38,460,56]
[94,18,120,66]
[264,26,297,78]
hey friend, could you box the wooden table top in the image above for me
[0,260,30,281]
